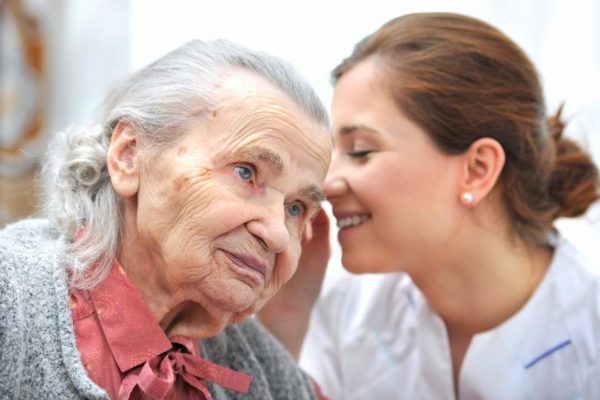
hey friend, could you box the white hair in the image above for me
[42,39,329,289]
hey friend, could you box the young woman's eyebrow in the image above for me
[338,124,379,136]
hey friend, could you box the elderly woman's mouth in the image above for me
[220,249,268,281]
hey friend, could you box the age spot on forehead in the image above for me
[177,146,188,156]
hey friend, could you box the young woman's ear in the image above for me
[458,137,506,207]
[107,121,141,198]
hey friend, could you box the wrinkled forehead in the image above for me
[206,69,332,176]
[212,68,317,132]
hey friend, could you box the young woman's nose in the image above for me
[324,154,349,199]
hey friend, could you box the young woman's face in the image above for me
[326,59,464,274]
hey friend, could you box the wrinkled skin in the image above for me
[110,69,332,339]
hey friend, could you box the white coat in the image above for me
[300,235,600,400]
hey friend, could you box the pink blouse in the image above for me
[69,260,252,399]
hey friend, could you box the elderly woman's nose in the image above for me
[246,200,290,253]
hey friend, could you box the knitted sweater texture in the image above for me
[0,219,315,400]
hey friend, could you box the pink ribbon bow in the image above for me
[119,338,252,400]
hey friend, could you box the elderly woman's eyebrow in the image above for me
[240,146,284,172]
[301,184,326,203]
[239,147,325,202]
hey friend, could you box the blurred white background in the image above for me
[3,0,599,288]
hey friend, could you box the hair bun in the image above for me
[547,103,566,141]
[547,105,599,219]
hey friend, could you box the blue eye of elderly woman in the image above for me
[234,165,254,181]
[287,203,305,217]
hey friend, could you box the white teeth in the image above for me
[337,214,370,229]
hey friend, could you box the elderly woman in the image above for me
[0,39,332,399]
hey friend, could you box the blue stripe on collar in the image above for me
[524,339,572,369]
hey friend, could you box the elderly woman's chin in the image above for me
[181,274,273,323]
[207,280,266,313]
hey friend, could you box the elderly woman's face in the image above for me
[129,70,331,328]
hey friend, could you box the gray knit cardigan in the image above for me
[0,219,316,400]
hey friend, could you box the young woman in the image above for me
[261,12,600,399]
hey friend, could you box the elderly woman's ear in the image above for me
[107,120,141,197]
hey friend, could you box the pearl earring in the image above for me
[461,192,474,204]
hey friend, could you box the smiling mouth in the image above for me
[337,214,371,229]
[221,250,267,280]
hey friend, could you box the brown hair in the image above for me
[333,12,599,244]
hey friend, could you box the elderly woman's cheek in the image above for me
[282,238,303,281]
[169,169,211,202]
[170,172,224,215]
